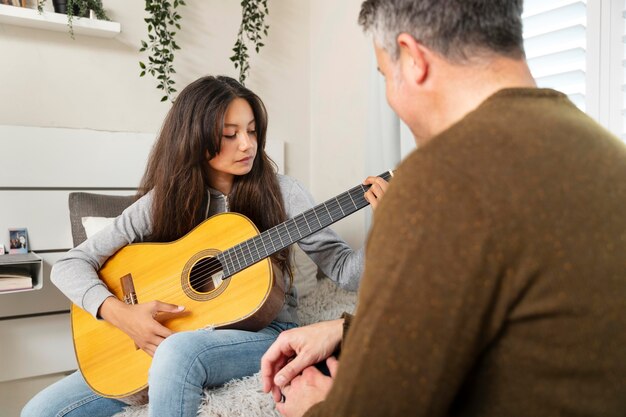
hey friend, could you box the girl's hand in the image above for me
[363,176,389,210]
[98,297,185,356]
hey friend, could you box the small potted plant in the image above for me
[38,0,110,37]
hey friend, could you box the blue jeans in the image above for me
[21,320,297,417]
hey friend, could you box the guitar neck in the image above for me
[218,171,393,278]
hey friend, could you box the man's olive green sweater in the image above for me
[307,89,626,417]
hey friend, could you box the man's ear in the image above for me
[397,33,429,85]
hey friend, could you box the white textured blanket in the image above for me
[114,278,357,417]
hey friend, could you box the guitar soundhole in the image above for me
[189,256,224,294]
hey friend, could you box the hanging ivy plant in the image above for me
[138,0,268,102]
[230,0,269,85]
[139,0,186,102]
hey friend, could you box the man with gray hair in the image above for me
[261,1,626,416]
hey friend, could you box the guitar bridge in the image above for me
[120,274,138,305]
[120,273,140,351]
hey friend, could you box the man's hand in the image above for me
[261,319,344,402]
[276,357,339,417]
[363,176,389,210]
[98,296,185,356]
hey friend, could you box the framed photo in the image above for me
[9,228,29,254]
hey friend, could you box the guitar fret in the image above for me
[301,213,313,234]
[269,229,278,251]
[282,223,294,245]
[287,219,302,240]
[294,215,309,240]
[234,245,242,271]
[218,254,228,277]
[312,207,324,229]
[252,237,261,260]
[336,196,346,216]
[352,187,367,207]
[240,244,248,268]
[246,240,254,262]
[323,203,334,223]
[328,198,344,221]
[347,190,358,210]
[277,225,285,247]
[223,249,235,272]
[260,232,270,258]
[243,241,252,267]
[239,244,247,270]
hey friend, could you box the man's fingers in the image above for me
[326,356,339,377]
[272,385,282,403]
[274,354,312,388]
[262,356,288,393]
[261,342,295,391]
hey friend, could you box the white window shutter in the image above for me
[523,0,588,111]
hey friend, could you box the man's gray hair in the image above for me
[358,0,525,62]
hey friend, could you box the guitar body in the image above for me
[71,212,285,398]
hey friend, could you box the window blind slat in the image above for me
[527,47,585,78]
[523,3,586,38]
[525,26,586,59]
[535,70,585,94]
[523,0,585,19]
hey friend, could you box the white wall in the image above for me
[0,0,371,246]
[309,0,371,247]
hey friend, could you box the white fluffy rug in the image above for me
[113,278,357,417]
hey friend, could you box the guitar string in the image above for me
[119,175,390,301]
[129,187,366,301]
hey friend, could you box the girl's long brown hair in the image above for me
[138,75,290,270]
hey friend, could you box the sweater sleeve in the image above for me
[304,155,507,417]
[278,175,364,291]
[51,192,155,318]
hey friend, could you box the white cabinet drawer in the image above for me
[0,313,77,382]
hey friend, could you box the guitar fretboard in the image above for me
[218,171,393,278]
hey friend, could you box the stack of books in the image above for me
[0,267,32,292]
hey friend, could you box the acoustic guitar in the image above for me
[71,171,393,398]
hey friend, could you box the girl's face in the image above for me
[206,98,258,193]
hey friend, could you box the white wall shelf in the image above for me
[0,4,120,38]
